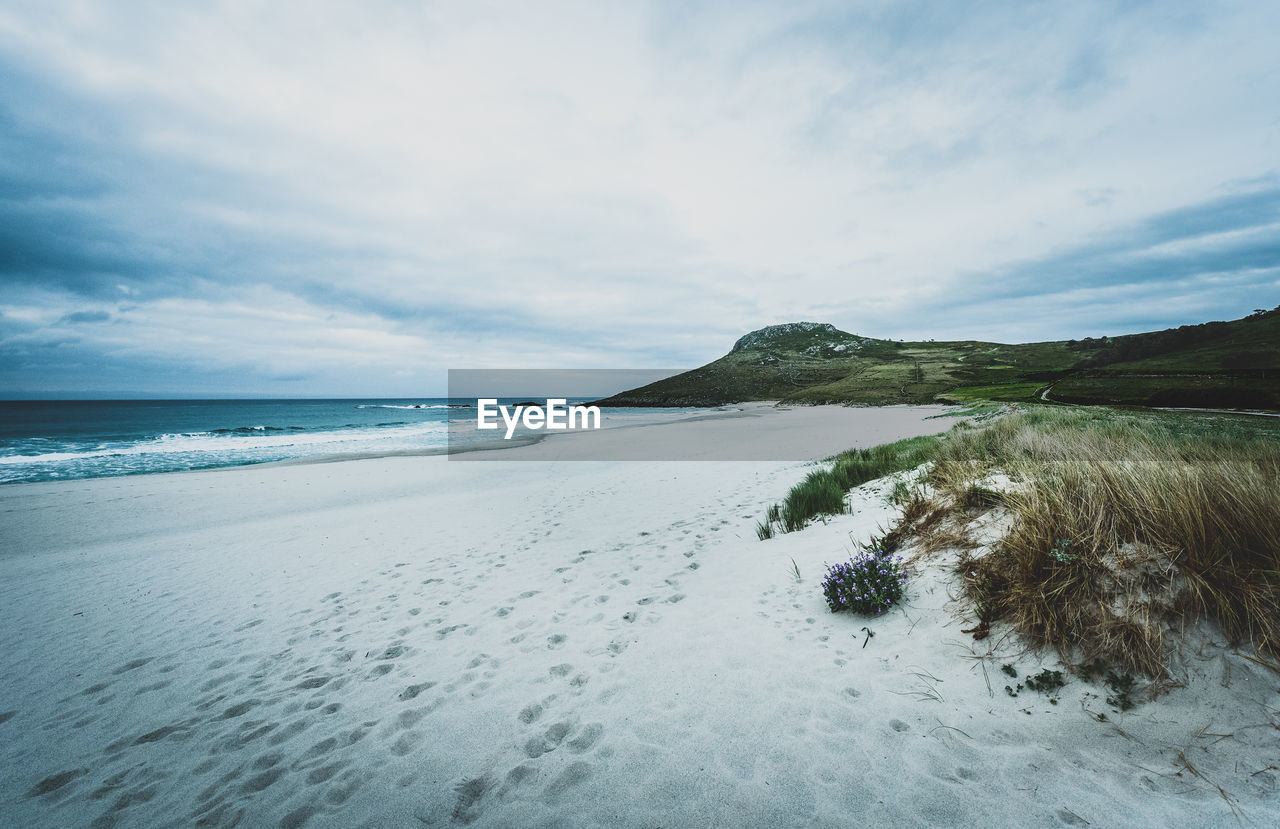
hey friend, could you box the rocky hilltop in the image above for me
[731,322,865,355]
[592,323,902,407]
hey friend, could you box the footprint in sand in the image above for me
[500,763,538,797]
[466,654,495,669]
[565,723,603,753]
[452,774,496,823]
[323,769,367,806]
[133,723,190,745]
[26,768,85,798]
[523,721,573,758]
[391,731,422,756]
[306,762,346,785]
[268,718,311,746]
[399,681,436,701]
[542,761,593,803]
[216,699,261,720]
[112,657,155,675]
[280,804,322,829]
[295,675,330,690]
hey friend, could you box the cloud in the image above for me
[58,310,111,324]
[973,184,1280,299]
[1,0,1278,395]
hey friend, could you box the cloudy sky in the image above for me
[2,1,1278,397]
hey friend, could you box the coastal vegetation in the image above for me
[765,405,1280,679]
[755,434,941,537]
[928,407,1280,678]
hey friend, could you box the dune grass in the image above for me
[756,403,1280,676]
[916,407,1280,676]
[757,434,942,537]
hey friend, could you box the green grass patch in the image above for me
[927,401,1004,420]
[759,434,943,536]
[828,435,940,491]
[935,382,1045,403]
[778,471,847,532]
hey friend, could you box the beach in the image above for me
[1,404,1276,828]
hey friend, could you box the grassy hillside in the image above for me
[1048,307,1280,408]
[597,308,1280,410]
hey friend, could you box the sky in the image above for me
[1,0,1279,398]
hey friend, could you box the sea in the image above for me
[0,399,709,484]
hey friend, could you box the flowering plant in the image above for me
[821,551,905,614]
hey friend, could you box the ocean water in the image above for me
[0,399,707,484]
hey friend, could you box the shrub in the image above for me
[821,551,905,615]
[1024,668,1065,693]
[1104,670,1137,711]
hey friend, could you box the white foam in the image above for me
[0,422,449,466]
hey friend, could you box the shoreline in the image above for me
[0,403,961,486]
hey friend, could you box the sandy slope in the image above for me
[0,405,1276,828]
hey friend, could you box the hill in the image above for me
[595,309,1280,409]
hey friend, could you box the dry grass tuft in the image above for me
[901,407,1280,676]
[879,490,955,554]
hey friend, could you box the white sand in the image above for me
[1,405,1276,828]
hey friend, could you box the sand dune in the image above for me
[1,405,1276,827]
